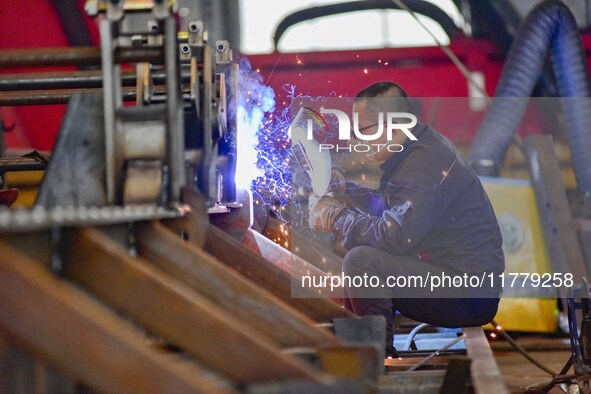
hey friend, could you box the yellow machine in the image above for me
[481,177,557,333]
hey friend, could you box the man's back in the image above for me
[380,124,505,277]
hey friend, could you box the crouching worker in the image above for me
[308,82,504,355]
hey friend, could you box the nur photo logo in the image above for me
[288,106,418,153]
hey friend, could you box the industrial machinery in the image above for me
[26,0,241,213]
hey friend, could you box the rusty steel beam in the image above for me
[0,47,163,68]
[464,327,509,394]
[64,228,324,385]
[243,228,344,299]
[317,345,380,381]
[205,225,353,323]
[0,240,234,394]
[0,332,78,393]
[136,221,340,348]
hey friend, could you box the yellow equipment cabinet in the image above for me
[481,177,558,333]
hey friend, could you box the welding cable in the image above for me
[390,0,489,99]
[391,0,531,164]
[272,0,480,98]
[403,322,429,350]
[490,319,557,377]
[273,0,458,50]
[407,333,467,371]
[469,1,591,204]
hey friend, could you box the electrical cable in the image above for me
[407,333,467,371]
[391,0,530,169]
[390,0,490,100]
[490,319,557,377]
[273,0,458,50]
[403,322,429,350]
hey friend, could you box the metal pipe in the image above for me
[0,157,47,173]
[0,70,191,91]
[0,70,131,91]
[0,47,163,68]
[164,16,185,204]
[407,333,467,372]
[403,323,429,351]
[0,88,137,106]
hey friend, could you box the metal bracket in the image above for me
[215,40,232,64]
[188,20,203,45]
[106,0,124,21]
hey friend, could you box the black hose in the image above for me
[490,320,557,377]
[49,0,93,47]
[469,1,591,201]
[273,0,459,50]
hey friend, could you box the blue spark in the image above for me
[234,58,343,215]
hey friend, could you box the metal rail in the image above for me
[0,205,184,233]
[0,88,137,105]
[0,70,191,91]
[0,47,163,68]
[464,326,509,394]
[0,157,47,173]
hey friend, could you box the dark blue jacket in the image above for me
[333,123,505,280]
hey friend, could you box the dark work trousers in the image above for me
[342,245,500,339]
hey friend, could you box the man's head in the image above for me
[353,82,414,162]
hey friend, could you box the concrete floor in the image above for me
[494,347,571,393]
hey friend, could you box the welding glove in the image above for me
[328,169,347,202]
[308,193,347,232]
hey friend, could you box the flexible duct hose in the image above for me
[469,0,591,200]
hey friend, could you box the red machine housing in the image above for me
[3,1,591,150]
